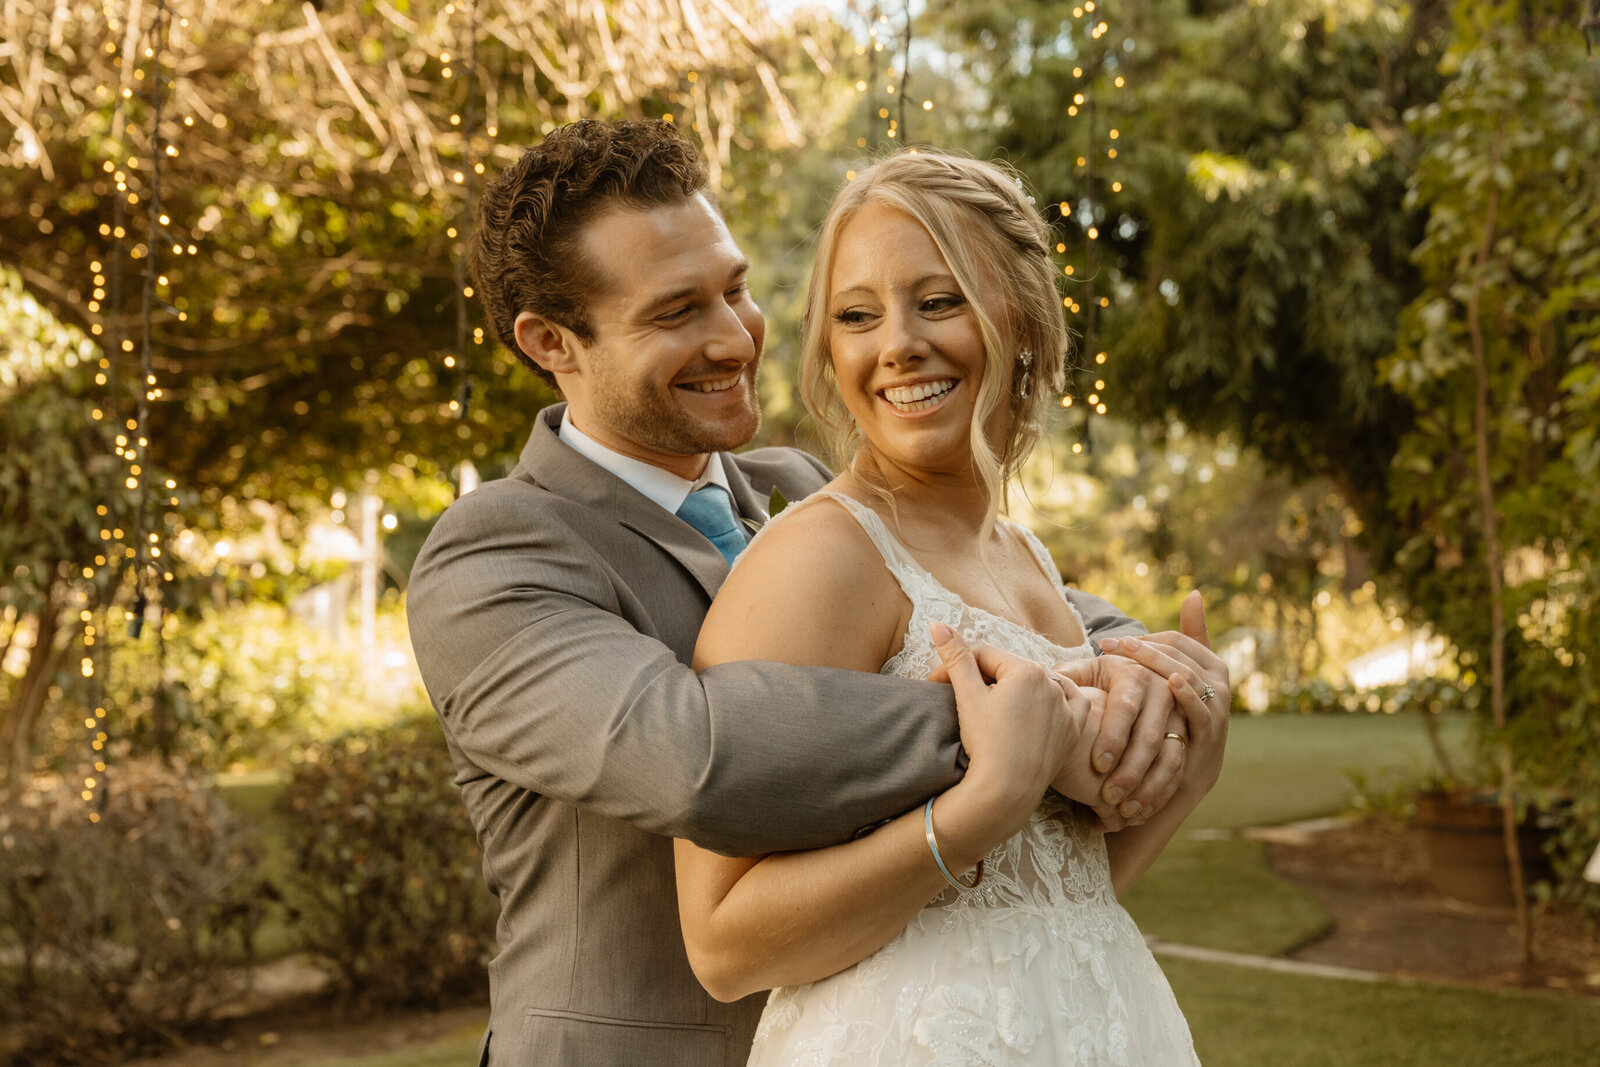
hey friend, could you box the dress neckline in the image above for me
[811,491,1092,661]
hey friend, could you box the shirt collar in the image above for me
[559,408,733,515]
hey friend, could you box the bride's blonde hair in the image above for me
[799,150,1069,536]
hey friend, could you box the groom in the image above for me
[407,119,1201,1066]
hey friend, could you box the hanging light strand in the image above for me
[1058,2,1129,453]
[448,0,479,447]
[129,0,171,635]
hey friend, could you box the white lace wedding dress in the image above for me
[745,493,1200,1066]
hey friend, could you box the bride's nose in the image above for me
[878,309,929,366]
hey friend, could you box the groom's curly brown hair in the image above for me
[469,119,710,384]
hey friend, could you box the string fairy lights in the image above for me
[1053,0,1131,457]
[849,4,922,149]
[76,0,192,815]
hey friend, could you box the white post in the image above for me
[360,487,379,677]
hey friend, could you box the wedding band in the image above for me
[1199,682,1217,705]
[1164,732,1189,748]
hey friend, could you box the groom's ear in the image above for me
[514,310,581,377]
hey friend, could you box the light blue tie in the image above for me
[676,485,748,565]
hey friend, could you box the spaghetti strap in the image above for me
[804,491,931,597]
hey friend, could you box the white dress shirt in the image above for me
[558,408,736,516]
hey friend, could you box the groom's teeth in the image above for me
[684,375,740,393]
[883,380,955,410]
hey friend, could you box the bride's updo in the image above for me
[799,150,1069,523]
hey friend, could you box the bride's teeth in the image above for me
[883,380,955,409]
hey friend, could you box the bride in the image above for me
[674,150,1227,1065]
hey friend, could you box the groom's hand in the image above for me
[1053,590,1223,826]
[1051,655,1181,827]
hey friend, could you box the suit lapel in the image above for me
[723,455,772,533]
[515,405,731,599]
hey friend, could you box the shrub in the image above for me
[274,715,494,1006]
[0,759,261,1063]
[64,601,426,775]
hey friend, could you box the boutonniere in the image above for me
[741,487,789,534]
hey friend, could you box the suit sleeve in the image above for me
[407,486,964,857]
[1065,587,1150,650]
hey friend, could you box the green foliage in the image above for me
[939,0,1600,898]
[0,265,136,618]
[1,1,813,511]
[1021,419,1368,688]
[1272,674,1479,720]
[0,760,262,1063]
[93,602,423,772]
[933,0,1443,514]
[274,717,495,1006]
[1384,19,1600,906]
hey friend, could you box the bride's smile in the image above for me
[825,201,1009,478]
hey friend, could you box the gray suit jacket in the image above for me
[407,404,1144,1066]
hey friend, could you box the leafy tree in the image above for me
[1385,13,1600,905]
[937,0,1600,898]
[1,0,810,508]
[0,0,827,778]
[0,266,143,789]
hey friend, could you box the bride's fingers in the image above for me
[1100,636,1192,688]
[930,622,987,694]
[1139,629,1226,676]
[1105,635,1224,707]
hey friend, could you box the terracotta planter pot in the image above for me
[1415,789,1552,908]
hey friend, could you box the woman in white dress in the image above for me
[675,150,1228,1065]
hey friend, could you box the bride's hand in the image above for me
[928,623,1085,845]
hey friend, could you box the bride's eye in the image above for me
[831,308,872,326]
[921,294,966,313]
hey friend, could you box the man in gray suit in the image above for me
[408,120,1200,1065]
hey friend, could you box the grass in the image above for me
[1121,836,1330,955]
[310,1038,483,1067]
[1165,955,1600,1067]
[1184,711,1472,832]
[1120,711,1474,957]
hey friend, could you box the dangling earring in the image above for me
[1014,348,1034,400]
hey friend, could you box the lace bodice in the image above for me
[743,492,1199,1066]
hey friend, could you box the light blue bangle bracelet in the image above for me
[923,797,984,891]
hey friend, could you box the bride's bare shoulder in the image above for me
[693,491,907,672]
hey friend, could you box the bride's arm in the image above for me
[676,501,1078,1002]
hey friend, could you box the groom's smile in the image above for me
[520,192,764,480]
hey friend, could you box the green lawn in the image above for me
[312,1037,483,1067]
[1166,955,1600,1067]
[1122,836,1329,954]
[1183,711,1471,831]
[1121,711,1473,956]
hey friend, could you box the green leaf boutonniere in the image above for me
[742,487,789,535]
